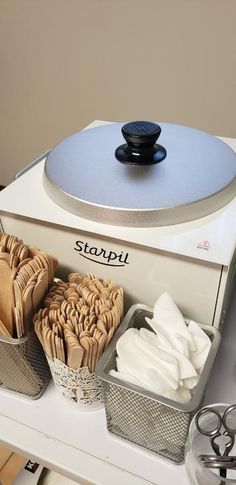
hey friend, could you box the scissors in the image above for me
[195,404,236,479]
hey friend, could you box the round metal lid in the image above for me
[43,122,236,227]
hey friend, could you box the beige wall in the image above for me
[0,0,235,185]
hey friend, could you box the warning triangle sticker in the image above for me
[197,240,210,250]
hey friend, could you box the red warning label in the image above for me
[197,240,211,250]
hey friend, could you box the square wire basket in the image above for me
[0,326,51,399]
[96,304,221,464]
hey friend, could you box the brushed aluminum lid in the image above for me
[43,122,236,227]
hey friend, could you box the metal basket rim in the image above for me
[0,326,33,345]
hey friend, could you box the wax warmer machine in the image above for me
[0,120,236,328]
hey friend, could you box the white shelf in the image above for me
[0,297,236,485]
[0,375,188,485]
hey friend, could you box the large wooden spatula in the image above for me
[0,260,14,335]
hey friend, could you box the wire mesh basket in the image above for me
[96,304,221,464]
[0,326,51,399]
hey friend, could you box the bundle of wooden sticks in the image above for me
[0,233,58,338]
[33,272,124,373]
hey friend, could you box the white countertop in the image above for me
[0,291,236,485]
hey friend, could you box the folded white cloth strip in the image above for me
[110,292,211,404]
[188,320,212,372]
[153,292,197,356]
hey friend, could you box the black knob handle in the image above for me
[115,121,167,166]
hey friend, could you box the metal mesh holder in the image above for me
[102,381,194,463]
[0,327,51,399]
[96,305,221,464]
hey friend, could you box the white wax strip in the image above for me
[140,327,198,383]
[153,292,196,355]
[110,369,146,389]
[135,338,180,389]
[188,320,211,351]
[188,321,211,372]
[116,357,155,390]
[146,368,192,404]
[116,328,179,390]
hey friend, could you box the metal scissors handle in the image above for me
[195,405,236,454]
[195,404,236,479]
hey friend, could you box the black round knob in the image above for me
[115,121,167,166]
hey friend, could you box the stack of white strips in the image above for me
[110,293,211,404]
